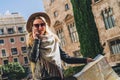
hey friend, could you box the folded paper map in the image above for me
[74,54,120,80]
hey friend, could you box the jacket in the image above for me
[27,39,88,79]
[27,39,87,64]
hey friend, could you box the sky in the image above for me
[0,0,45,20]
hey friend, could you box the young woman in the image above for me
[26,12,93,80]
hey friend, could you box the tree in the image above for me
[2,62,26,80]
[70,0,103,58]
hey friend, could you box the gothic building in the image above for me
[43,0,81,67]
[42,0,120,66]
[92,0,120,65]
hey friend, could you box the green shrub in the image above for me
[63,65,85,77]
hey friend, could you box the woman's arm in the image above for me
[27,39,40,62]
[60,47,87,64]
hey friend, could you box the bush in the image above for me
[63,65,85,77]
[2,62,26,80]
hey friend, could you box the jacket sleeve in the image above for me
[27,39,39,63]
[60,47,87,64]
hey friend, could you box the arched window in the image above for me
[101,7,115,29]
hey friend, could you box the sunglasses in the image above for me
[33,23,46,28]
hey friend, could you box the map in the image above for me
[74,54,120,80]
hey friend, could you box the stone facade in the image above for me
[91,0,120,64]
[43,0,81,67]
[43,0,81,61]
[42,0,120,66]
[0,12,29,66]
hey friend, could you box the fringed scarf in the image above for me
[33,34,63,79]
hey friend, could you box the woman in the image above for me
[26,12,93,80]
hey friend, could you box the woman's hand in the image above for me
[86,58,94,63]
[32,28,40,39]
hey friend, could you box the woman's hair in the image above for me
[27,16,60,46]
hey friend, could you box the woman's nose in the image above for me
[39,26,44,30]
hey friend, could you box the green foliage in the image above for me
[71,0,103,58]
[63,65,85,77]
[2,62,26,80]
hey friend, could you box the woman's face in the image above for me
[32,18,46,36]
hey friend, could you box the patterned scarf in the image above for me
[33,34,63,79]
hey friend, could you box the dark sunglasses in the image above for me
[33,23,46,28]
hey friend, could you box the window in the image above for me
[7,28,14,34]
[11,48,18,55]
[50,0,54,5]
[20,37,25,42]
[21,47,27,53]
[24,57,28,64]
[18,27,23,33]
[73,50,82,58]
[56,28,66,47]
[1,49,6,57]
[94,0,99,2]
[54,11,58,17]
[0,29,4,35]
[3,60,8,65]
[14,58,18,62]
[102,7,115,30]
[118,2,120,7]
[10,38,14,43]
[65,4,69,11]
[110,39,120,54]
[51,0,54,3]
[0,40,4,44]
[68,23,79,42]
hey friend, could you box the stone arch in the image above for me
[64,14,73,22]
[53,20,62,27]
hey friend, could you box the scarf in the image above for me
[34,34,63,79]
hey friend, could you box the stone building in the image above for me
[42,0,120,66]
[43,0,81,67]
[91,0,120,65]
[0,12,29,66]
